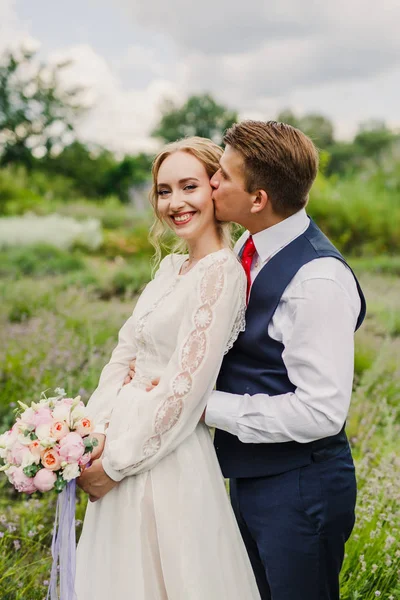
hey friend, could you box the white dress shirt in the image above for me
[205,208,362,444]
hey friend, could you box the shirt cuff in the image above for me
[92,423,108,435]
[102,456,125,482]
[205,390,241,438]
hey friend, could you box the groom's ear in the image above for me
[250,189,268,214]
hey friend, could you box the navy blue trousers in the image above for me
[230,445,356,600]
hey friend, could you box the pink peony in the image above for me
[11,467,37,494]
[79,453,91,467]
[4,425,19,447]
[9,442,30,466]
[41,449,62,471]
[51,421,70,441]
[20,408,36,428]
[59,432,85,463]
[33,468,57,492]
[75,418,93,437]
[32,406,53,427]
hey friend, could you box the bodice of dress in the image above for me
[86,248,246,481]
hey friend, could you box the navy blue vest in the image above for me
[215,218,366,478]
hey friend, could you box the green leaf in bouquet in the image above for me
[29,432,38,440]
[54,475,68,494]
[83,436,98,453]
[23,463,41,478]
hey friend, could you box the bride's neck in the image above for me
[186,231,224,262]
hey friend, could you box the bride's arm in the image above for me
[85,255,174,434]
[102,252,246,481]
[85,313,138,435]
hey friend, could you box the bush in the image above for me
[101,225,153,258]
[0,166,80,216]
[0,244,85,278]
[309,174,400,256]
[351,256,400,276]
[94,259,152,299]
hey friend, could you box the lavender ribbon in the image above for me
[47,480,78,600]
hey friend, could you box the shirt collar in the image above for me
[235,208,310,263]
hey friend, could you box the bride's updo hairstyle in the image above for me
[149,136,232,270]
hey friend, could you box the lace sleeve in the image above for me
[102,252,246,481]
[85,314,138,434]
[86,255,179,433]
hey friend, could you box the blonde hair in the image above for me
[149,136,232,270]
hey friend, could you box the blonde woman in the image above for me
[75,137,261,600]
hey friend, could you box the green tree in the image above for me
[354,120,397,159]
[103,153,152,203]
[41,141,116,198]
[277,109,334,148]
[0,44,85,168]
[152,94,238,144]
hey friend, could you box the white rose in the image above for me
[52,404,71,423]
[17,432,33,446]
[21,450,40,468]
[35,423,52,440]
[71,405,85,422]
[39,437,57,449]
[62,462,80,482]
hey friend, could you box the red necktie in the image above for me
[241,236,256,304]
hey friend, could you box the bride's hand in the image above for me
[87,433,106,462]
[123,358,137,385]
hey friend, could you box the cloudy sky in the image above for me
[2,0,399,153]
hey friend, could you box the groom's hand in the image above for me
[77,458,118,502]
[123,358,160,391]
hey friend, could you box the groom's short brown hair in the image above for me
[223,120,319,217]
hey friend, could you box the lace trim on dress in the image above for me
[131,256,228,469]
[224,264,246,354]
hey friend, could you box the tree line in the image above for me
[1,45,399,203]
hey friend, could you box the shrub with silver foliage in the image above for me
[0,213,103,250]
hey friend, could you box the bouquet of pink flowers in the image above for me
[0,388,98,600]
[0,388,97,492]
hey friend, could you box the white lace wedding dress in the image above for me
[75,248,261,600]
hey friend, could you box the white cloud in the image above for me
[114,0,400,130]
[48,44,183,153]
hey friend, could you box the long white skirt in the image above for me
[75,424,260,599]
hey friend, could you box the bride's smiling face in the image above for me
[156,151,218,241]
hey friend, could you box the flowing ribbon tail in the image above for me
[47,480,78,600]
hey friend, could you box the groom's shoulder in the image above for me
[289,256,357,294]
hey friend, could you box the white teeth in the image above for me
[174,213,193,223]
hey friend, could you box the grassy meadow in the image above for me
[0,189,399,599]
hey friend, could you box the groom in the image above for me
[203,120,366,600]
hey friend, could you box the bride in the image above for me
[75,137,261,599]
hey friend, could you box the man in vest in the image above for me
[205,120,366,600]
